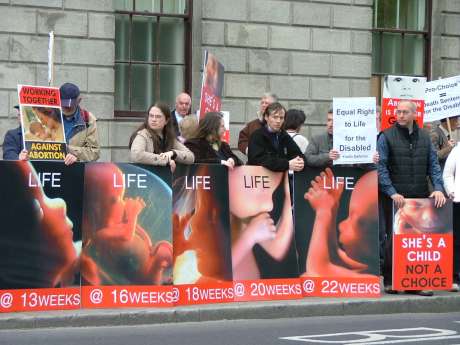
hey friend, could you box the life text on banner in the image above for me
[294,167,381,297]
[81,286,178,308]
[392,199,453,291]
[0,288,80,313]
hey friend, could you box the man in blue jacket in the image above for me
[2,105,28,160]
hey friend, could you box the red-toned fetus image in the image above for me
[172,164,232,285]
[81,163,173,286]
[0,161,78,289]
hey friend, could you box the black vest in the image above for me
[383,123,431,198]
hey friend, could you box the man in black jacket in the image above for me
[377,99,446,296]
[247,102,304,172]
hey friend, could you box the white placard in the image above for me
[333,97,377,165]
[424,75,460,123]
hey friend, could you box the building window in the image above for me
[114,0,192,117]
[371,0,431,100]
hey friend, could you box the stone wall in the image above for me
[0,0,115,160]
[199,0,374,148]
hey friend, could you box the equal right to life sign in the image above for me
[424,75,460,123]
[392,199,453,291]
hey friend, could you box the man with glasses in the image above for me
[377,100,446,297]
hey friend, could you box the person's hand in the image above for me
[169,159,176,173]
[448,192,455,200]
[64,153,78,165]
[159,151,174,160]
[124,197,146,221]
[329,149,340,161]
[448,139,456,148]
[430,191,446,208]
[372,151,380,164]
[221,158,235,170]
[19,149,29,161]
[244,213,276,245]
[289,156,304,171]
[391,193,405,208]
[304,168,343,210]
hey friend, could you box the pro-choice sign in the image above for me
[424,75,460,123]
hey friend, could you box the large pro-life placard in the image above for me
[333,97,377,165]
[80,163,177,308]
[392,199,453,291]
[294,167,380,297]
[381,75,426,131]
[18,85,67,161]
[229,166,302,302]
[0,161,83,312]
[172,164,234,305]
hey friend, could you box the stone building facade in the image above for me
[0,0,459,159]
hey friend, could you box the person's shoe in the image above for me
[384,286,398,294]
[405,290,433,296]
[449,283,459,292]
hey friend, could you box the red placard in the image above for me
[81,286,178,309]
[19,85,60,107]
[300,276,380,298]
[0,288,80,313]
[393,234,453,291]
[381,98,424,131]
[232,279,303,302]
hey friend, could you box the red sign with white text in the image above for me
[232,279,303,302]
[393,234,453,290]
[81,286,178,309]
[300,276,380,298]
[175,281,235,305]
[381,98,424,131]
[0,288,80,313]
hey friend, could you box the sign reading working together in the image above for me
[18,85,67,161]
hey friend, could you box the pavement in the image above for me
[0,290,459,330]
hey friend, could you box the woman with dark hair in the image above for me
[285,109,308,154]
[185,112,242,169]
[247,102,304,172]
[129,102,194,172]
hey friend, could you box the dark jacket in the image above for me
[185,138,243,165]
[2,126,23,160]
[247,126,303,172]
[377,122,444,198]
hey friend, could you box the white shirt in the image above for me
[443,144,460,202]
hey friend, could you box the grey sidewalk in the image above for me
[0,291,459,330]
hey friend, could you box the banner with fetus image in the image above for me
[229,166,302,302]
[392,199,453,291]
[0,160,84,312]
[172,164,234,305]
[294,167,380,298]
[199,50,224,117]
[81,163,177,308]
[18,85,67,161]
